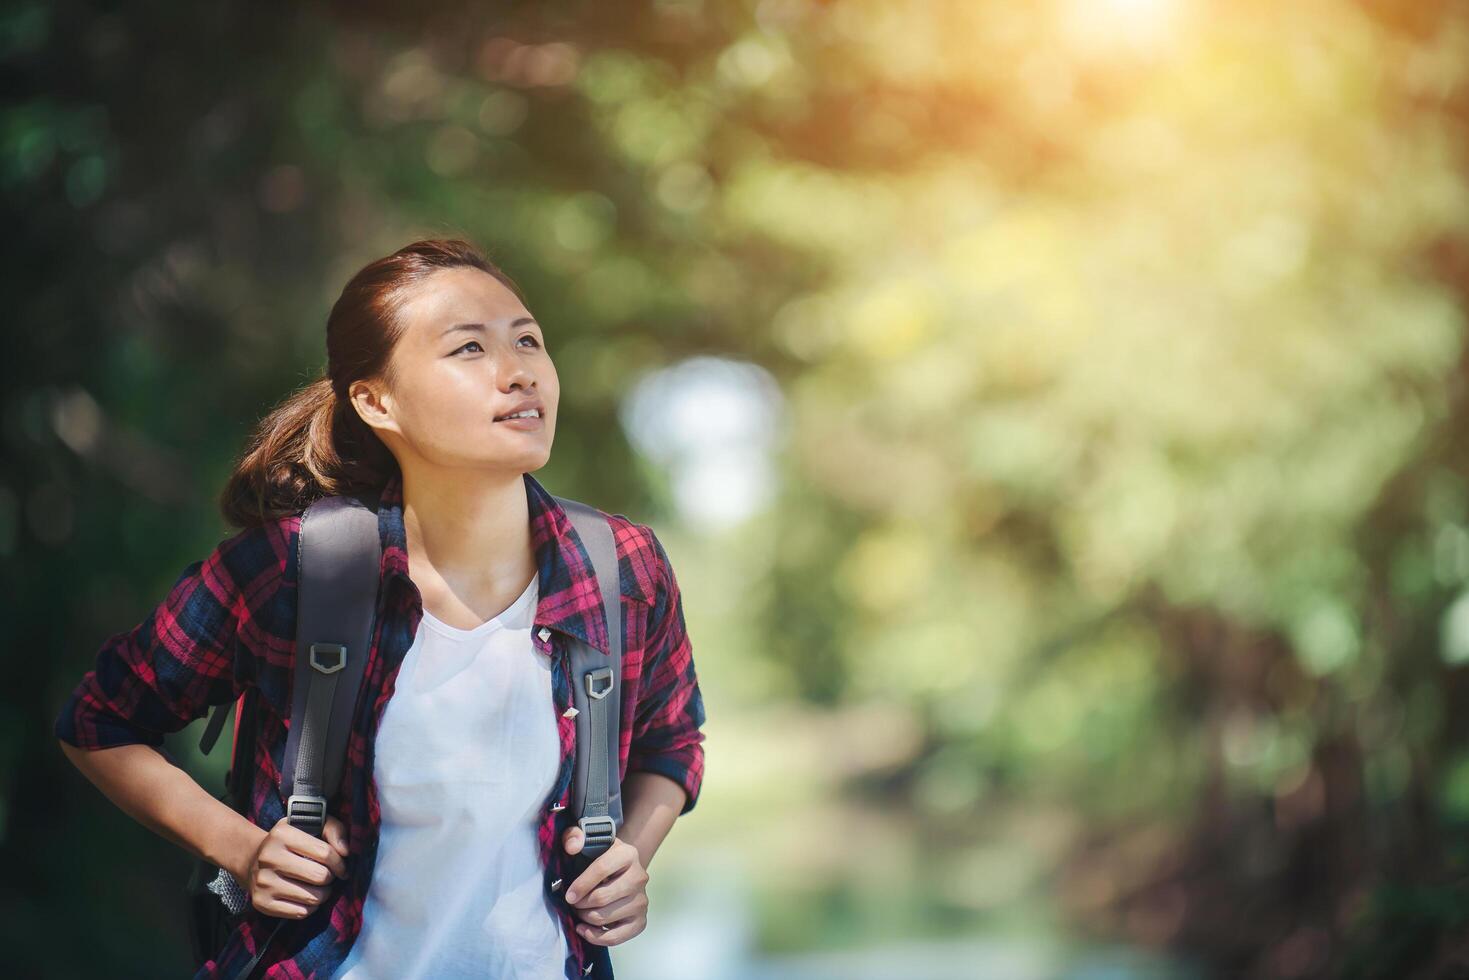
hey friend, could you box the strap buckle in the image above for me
[310,642,346,674]
[584,666,614,700]
[286,794,327,836]
[578,814,617,853]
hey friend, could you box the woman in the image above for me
[53,238,708,980]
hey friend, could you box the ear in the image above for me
[347,378,400,438]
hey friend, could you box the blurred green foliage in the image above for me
[8,1,1469,978]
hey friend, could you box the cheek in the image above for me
[395,370,491,444]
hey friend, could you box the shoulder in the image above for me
[198,512,305,677]
[208,510,302,607]
[603,512,674,609]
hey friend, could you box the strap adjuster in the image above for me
[286,794,327,835]
[310,642,346,674]
[578,814,617,852]
[584,666,614,700]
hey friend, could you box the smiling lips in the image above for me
[493,399,544,422]
[494,405,545,428]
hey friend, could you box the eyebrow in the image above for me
[442,317,540,337]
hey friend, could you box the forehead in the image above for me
[396,267,530,341]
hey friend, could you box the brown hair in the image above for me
[219,237,528,529]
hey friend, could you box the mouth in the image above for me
[493,408,546,423]
[493,407,544,423]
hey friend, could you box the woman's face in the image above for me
[354,266,558,475]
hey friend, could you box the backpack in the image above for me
[184,489,625,980]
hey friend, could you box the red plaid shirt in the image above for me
[54,470,707,979]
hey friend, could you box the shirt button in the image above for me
[538,627,551,642]
[583,964,593,975]
[562,706,579,719]
[550,878,563,891]
[550,803,566,812]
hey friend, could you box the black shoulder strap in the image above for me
[230,492,382,980]
[278,492,382,838]
[553,496,624,861]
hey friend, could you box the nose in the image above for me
[494,346,535,391]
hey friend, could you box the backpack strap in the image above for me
[198,688,235,756]
[553,497,624,861]
[278,492,382,837]
[231,492,382,980]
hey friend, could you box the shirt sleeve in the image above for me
[625,528,707,816]
[53,524,269,751]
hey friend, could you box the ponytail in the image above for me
[218,373,396,529]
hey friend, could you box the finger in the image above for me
[279,879,330,908]
[565,863,609,905]
[263,868,331,908]
[574,916,645,947]
[320,823,349,877]
[575,893,638,926]
[566,845,634,905]
[582,909,642,933]
[324,845,348,880]
[280,824,337,867]
[572,868,641,912]
[262,896,314,919]
[324,816,350,858]
[561,826,582,855]
[273,850,337,888]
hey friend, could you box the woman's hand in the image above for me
[245,813,350,919]
[560,826,649,946]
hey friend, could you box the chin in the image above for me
[516,446,554,472]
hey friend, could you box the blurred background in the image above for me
[7,0,1469,977]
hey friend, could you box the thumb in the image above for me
[562,826,583,855]
[325,816,349,857]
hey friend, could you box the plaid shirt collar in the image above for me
[373,469,617,657]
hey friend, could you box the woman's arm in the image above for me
[561,526,707,923]
[624,527,708,818]
[59,741,266,881]
[618,770,687,870]
[53,522,286,875]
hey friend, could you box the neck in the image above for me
[399,466,533,589]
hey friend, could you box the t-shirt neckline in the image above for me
[418,574,539,641]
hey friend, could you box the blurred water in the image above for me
[611,848,1200,980]
[728,936,1193,980]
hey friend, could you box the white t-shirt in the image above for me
[331,573,570,980]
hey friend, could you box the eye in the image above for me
[453,340,484,355]
[519,334,542,349]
